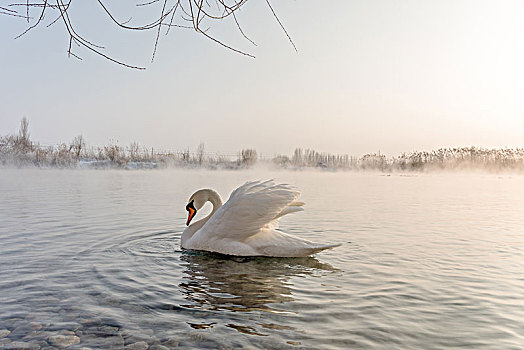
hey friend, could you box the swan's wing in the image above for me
[202,180,304,241]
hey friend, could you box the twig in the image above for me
[232,11,255,46]
[197,27,255,58]
[136,0,160,7]
[151,0,168,62]
[0,6,17,12]
[165,0,180,35]
[55,0,145,69]
[14,0,47,39]
[1,9,30,18]
[265,0,297,52]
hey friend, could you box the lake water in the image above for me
[0,169,523,349]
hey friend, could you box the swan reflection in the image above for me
[179,251,337,314]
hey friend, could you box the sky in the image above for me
[1,0,523,157]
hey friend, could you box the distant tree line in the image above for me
[1,118,523,172]
[0,118,257,169]
[276,147,524,172]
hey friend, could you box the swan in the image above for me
[181,180,341,257]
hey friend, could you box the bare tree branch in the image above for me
[136,0,161,7]
[54,0,145,69]
[197,26,255,58]
[1,9,30,19]
[14,0,47,39]
[265,0,297,52]
[0,6,17,13]
[232,10,255,46]
[2,0,296,68]
[151,0,169,62]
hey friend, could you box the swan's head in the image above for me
[185,190,208,226]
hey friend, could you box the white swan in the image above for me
[181,180,341,257]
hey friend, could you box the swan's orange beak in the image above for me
[186,207,196,226]
[185,200,197,226]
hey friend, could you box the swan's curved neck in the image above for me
[204,189,223,219]
[182,189,223,245]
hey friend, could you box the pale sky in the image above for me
[1,0,523,157]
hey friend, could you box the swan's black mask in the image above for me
[186,200,197,226]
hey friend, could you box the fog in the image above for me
[2,118,523,173]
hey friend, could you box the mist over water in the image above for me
[1,169,523,349]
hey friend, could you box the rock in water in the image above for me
[29,322,42,331]
[162,337,179,348]
[150,345,170,350]
[3,341,40,350]
[124,341,149,350]
[47,334,80,348]
[0,329,11,338]
[10,325,34,338]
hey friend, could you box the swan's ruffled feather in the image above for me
[204,180,300,241]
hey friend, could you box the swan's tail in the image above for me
[272,242,341,257]
[304,243,342,256]
[246,229,342,257]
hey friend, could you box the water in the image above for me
[1,169,523,349]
